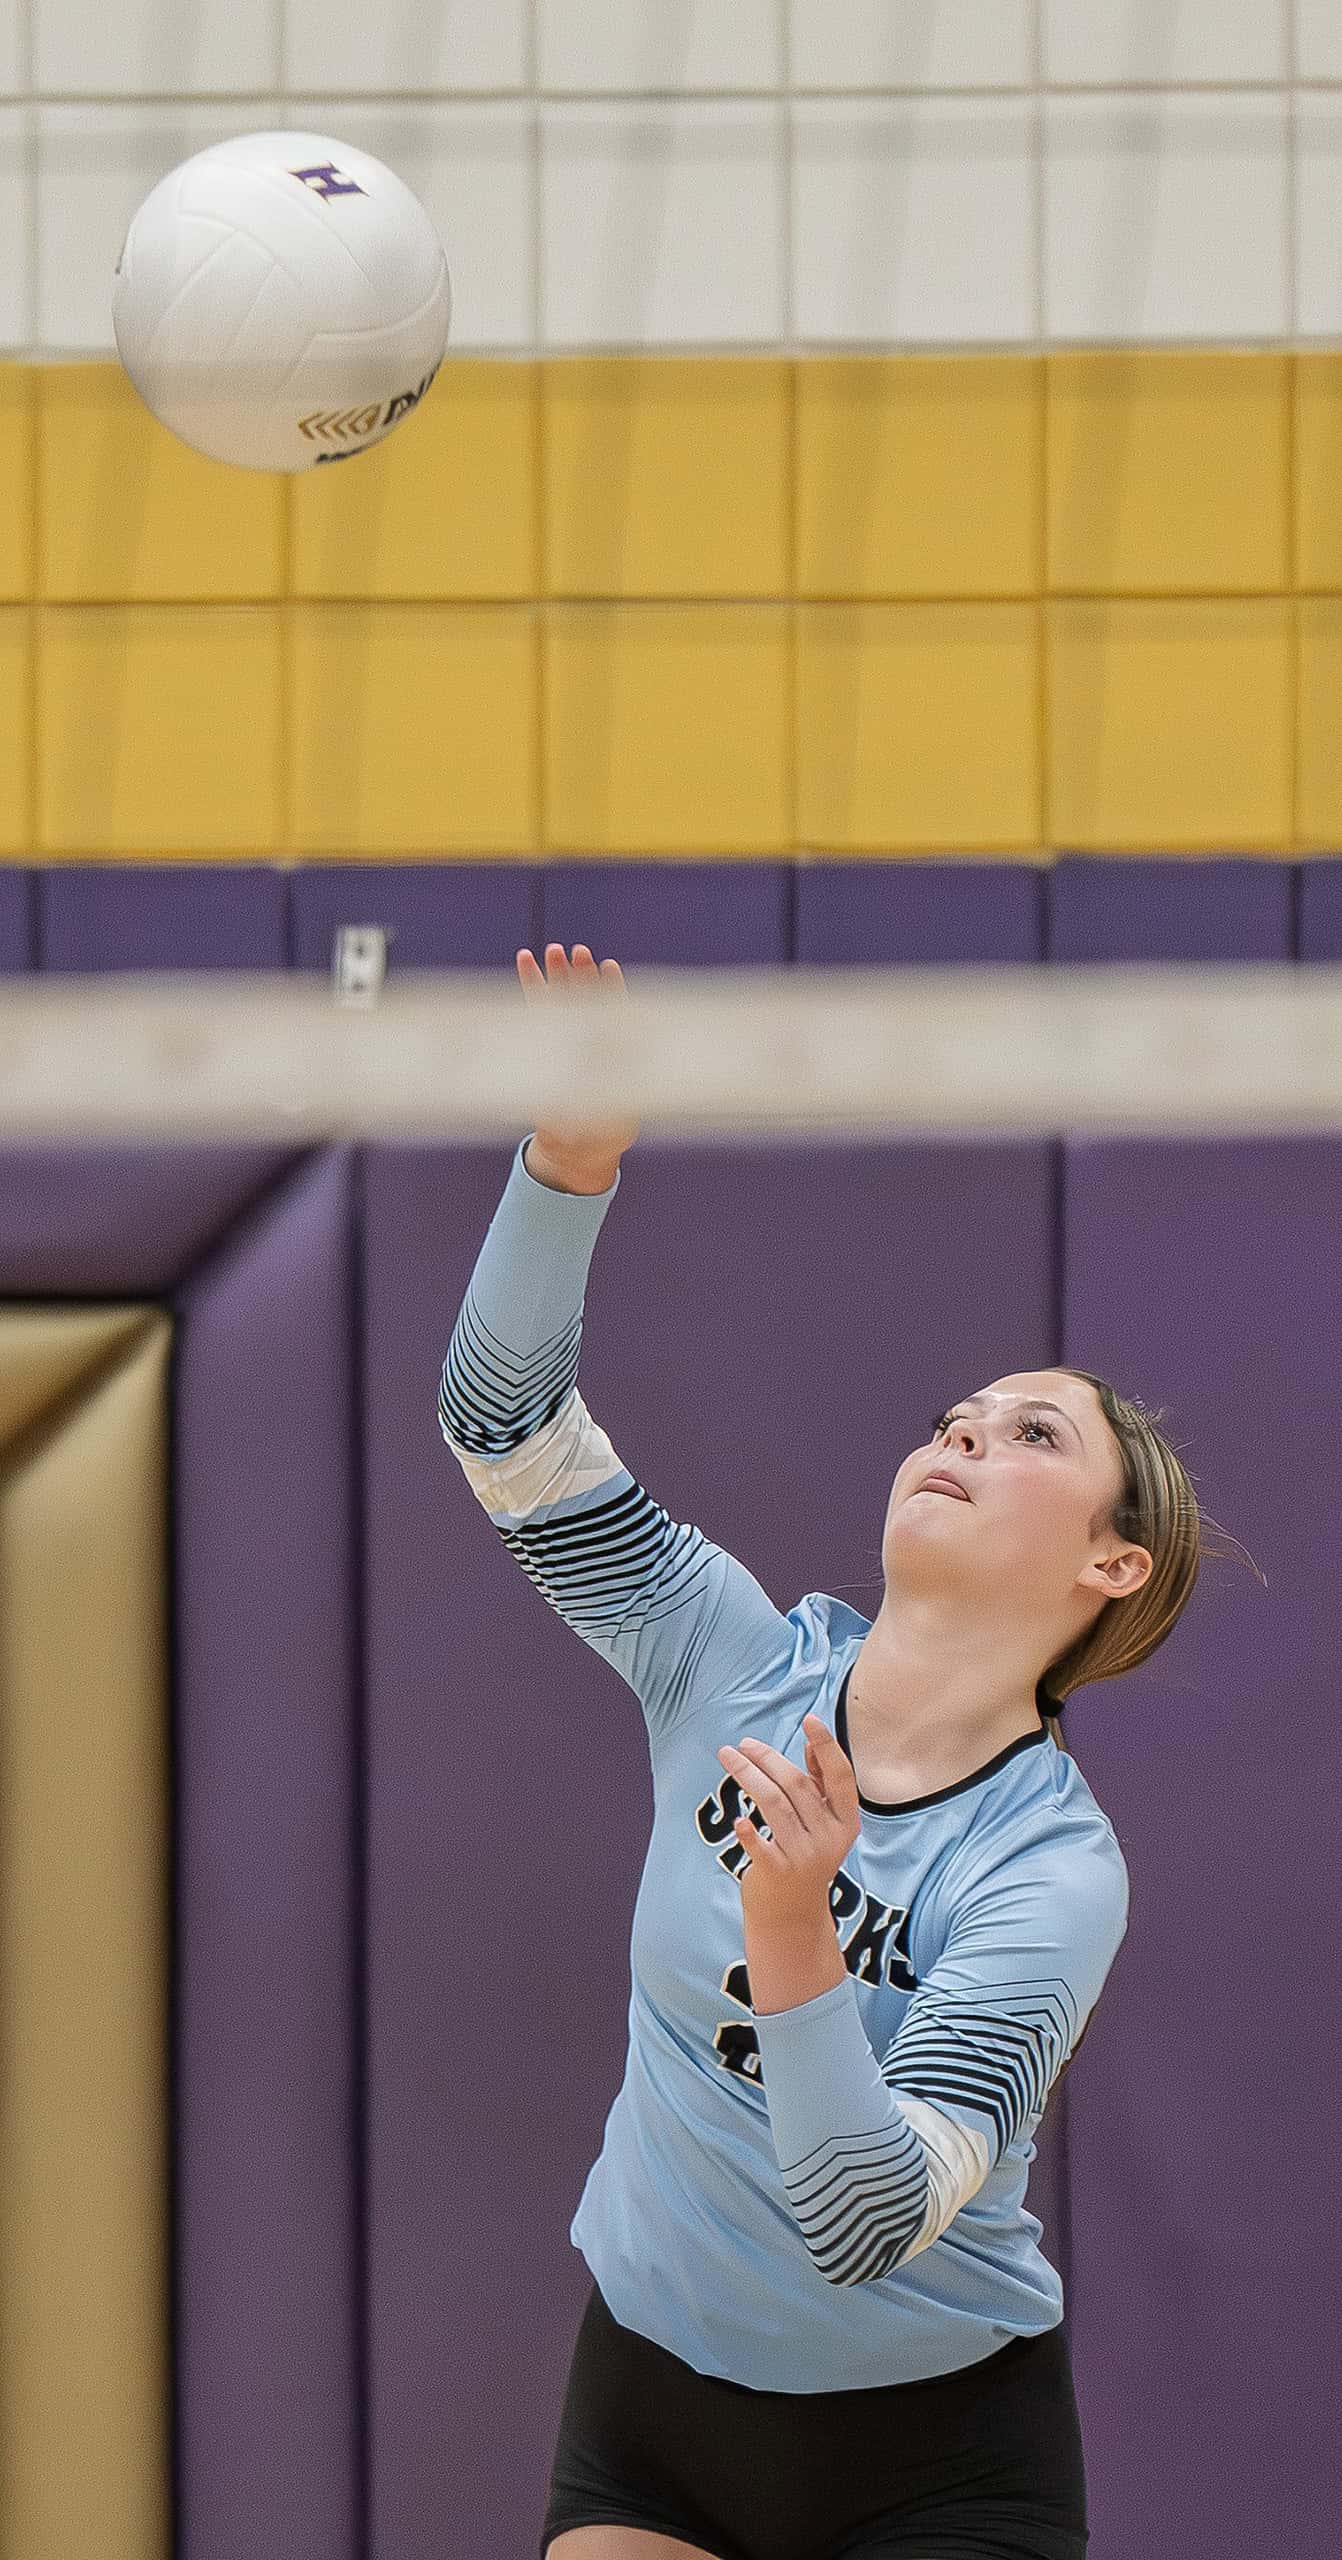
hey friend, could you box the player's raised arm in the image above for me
[437,944,795,1741]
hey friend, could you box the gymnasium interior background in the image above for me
[1,9,1338,2559]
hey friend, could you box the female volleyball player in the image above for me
[438,943,1208,2560]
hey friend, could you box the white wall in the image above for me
[0,0,1339,356]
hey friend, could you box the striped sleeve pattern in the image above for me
[752,1843,1127,2285]
[436,1138,795,1732]
[438,1298,718,1645]
[774,2091,992,2288]
[881,1975,1074,2162]
[759,1974,1071,2287]
[752,1978,994,2288]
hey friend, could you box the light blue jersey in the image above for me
[439,1138,1130,2391]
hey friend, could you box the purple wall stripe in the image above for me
[794,860,1046,964]
[2,858,1329,977]
[38,864,289,972]
[0,865,34,970]
[289,863,540,974]
[540,860,791,964]
[1298,857,1342,959]
[1048,855,1293,962]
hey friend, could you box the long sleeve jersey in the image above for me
[437,1137,1131,2391]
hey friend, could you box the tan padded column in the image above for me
[0,1311,171,2560]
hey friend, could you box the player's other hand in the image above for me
[718,1716,863,1934]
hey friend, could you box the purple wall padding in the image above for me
[1298,857,1342,957]
[289,862,540,972]
[1049,855,1293,959]
[1061,1134,1339,2560]
[360,1136,1062,2560]
[38,864,289,971]
[540,860,791,962]
[6,856,1325,977]
[0,865,33,969]
[0,1146,299,1293]
[794,861,1047,963]
[173,1147,359,2560]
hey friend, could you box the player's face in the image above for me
[881,1372,1128,1598]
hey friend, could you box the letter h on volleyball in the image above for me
[288,164,368,201]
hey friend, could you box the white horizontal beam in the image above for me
[0,965,1337,1141]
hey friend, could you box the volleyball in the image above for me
[110,129,451,474]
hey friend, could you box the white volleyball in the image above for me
[111,129,451,473]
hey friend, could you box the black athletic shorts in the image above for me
[541,2279,1089,2560]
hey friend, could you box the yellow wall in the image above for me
[1,350,1340,861]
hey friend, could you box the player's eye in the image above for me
[932,1407,1060,1448]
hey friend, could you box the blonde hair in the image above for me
[1036,1368,1266,1768]
[1036,1371,1264,2093]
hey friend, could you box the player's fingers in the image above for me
[735,1736,816,1809]
[521,943,626,1001]
[545,943,599,992]
[719,1748,808,1848]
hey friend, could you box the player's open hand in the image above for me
[515,942,641,1173]
[717,1714,862,1931]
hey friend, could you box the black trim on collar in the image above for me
[834,1660,1050,1817]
